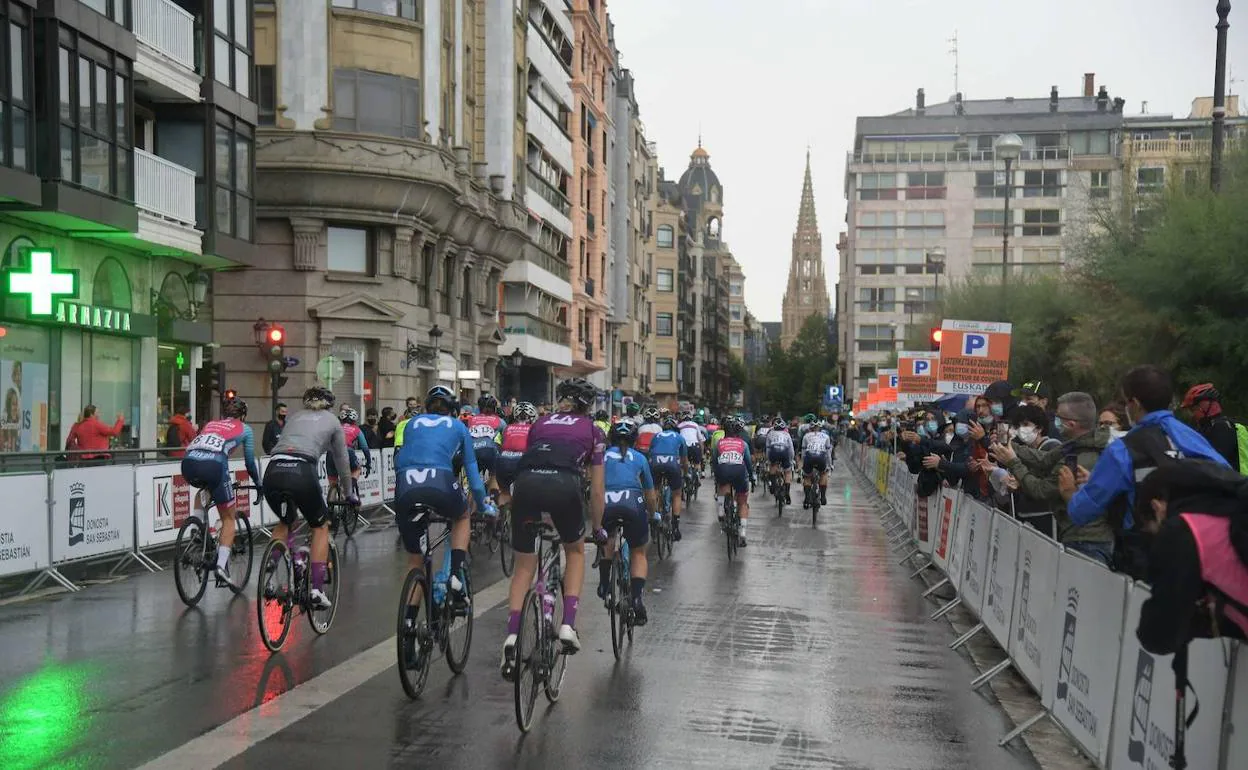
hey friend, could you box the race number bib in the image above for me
[719,450,744,465]
[188,434,225,453]
[469,424,494,439]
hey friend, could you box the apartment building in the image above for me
[649,174,685,406]
[609,67,652,400]
[724,254,746,359]
[0,0,261,451]
[1121,95,1245,209]
[837,77,1123,393]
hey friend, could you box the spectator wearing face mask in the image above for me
[920,409,974,491]
[1098,402,1130,442]
[992,403,1066,537]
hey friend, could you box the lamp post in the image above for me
[993,133,1024,286]
[904,287,923,335]
[428,324,443,392]
[508,347,523,401]
[1212,0,1232,192]
[925,246,946,306]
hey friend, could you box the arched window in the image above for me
[156,272,191,317]
[656,225,674,248]
[706,217,721,238]
[92,257,132,310]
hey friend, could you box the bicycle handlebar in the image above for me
[232,483,262,505]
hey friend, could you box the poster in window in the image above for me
[0,360,49,452]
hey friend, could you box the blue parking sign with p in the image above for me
[963,333,988,357]
[913,359,931,376]
[828,385,841,400]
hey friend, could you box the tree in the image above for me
[758,315,837,416]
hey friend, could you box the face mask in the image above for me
[925,420,938,435]
[1125,402,1139,427]
[978,416,994,426]
[955,423,969,437]
[1110,428,1128,442]
[990,402,1005,418]
[1017,426,1038,445]
[1053,417,1066,437]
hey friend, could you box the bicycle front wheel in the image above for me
[173,517,209,607]
[513,590,542,733]
[397,567,431,699]
[308,542,340,635]
[257,539,294,652]
[609,551,625,661]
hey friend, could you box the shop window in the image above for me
[80,333,139,447]
[0,323,54,452]
[92,257,132,309]
[155,272,191,318]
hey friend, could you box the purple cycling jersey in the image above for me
[519,412,605,472]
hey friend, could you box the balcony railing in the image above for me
[516,249,570,281]
[587,212,596,233]
[1125,137,1235,157]
[583,278,595,296]
[849,146,1074,165]
[525,173,571,216]
[501,313,571,345]
[134,0,197,71]
[135,148,196,225]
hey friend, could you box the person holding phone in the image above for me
[1046,392,1115,566]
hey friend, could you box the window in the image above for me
[460,267,472,318]
[419,241,434,306]
[730,331,743,348]
[973,209,1006,236]
[1183,167,1201,193]
[214,114,253,239]
[856,324,896,352]
[656,224,674,248]
[57,39,132,199]
[327,226,370,273]
[971,248,999,277]
[1137,167,1165,195]
[1,7,32,171]
[1022,170,1061,197]
[974,171,1008,199]
[902,211,944,236]
[856,211,897,239]
[655,312,673,336]
[857,287,895,312]
[857,364,877,380]
[1020,247,1062,267]
[1022,209,1061,236]
[333,68,422,138]
[906,171,945,199]
[656,357,673,381]
[656,267,674,292]
[440,256,454,314]
[1090,170,1111,198]
[256,65,276,126]
[332,0,419,19]
[730,303,742,321]
[858,173,897,200]
[730,279,743,296]
[856,248,897,275]
[1069,130,1111,155]
[214,0,251,97]
[80,0,129,27]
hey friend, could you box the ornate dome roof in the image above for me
[678,141,721,203]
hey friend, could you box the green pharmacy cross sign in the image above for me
[6,248,78,316]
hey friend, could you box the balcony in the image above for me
[133,148,202,254]
[524,173,573,237]
[502,312,572,366]
[526,95,574,172]
[502,252,572,302]
[584,278,595,297]
[587,212,596,234]
[133,0,201,102]
[847,146,1075,169]
[525,28,574,106]
[1125,137,1234,159]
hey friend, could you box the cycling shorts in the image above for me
[495,451,522,491]
[686,444,703,466]
[510,469,585,554]
[263,454,327,528]
[715,464,750,495]
[473,442,499,474]
[649,457,683,491]
[395,466,467,554]
[767,446,793,468]
[181,453,234,508]
[802,453,828,476]
[603,489,649,548]
[752,434,767,452]
[325,449,361,480]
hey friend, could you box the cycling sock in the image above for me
[405,605,419,624]
[310,561,328,590]
[630,577,645,602]
[672,514,680,526]
[598,559,612,587]
[562,595,579,627]
[217,545,231,570]
[506,610,521,635]
[450,548,467,577]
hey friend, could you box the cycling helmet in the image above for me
[610,421,637,446]
[303,386,335,410]
[594,410,609,422]
[425,385,457,413]
[339,405,359,424]
[773,418,787,430]
[661,415,679,432]
[513,401,538,423]
[625,402,641,416]
[1182,383,1220,408]
[804,413,817,424]
[478,393,498,413]
[222,396,247,419]
[556,377,596,412]
[642,406,661,422]
[679,410,693,422]
[725,416,745,435]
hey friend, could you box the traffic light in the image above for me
[208,361,226,392]
[265,323,287,374]
[929,327,943,351]
[223,389,238,400]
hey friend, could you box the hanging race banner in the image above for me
[937,320,1012,395]
[897,351,940,401]
[980,511,1021,648]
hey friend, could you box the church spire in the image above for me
[797,149,818,234]
[780,151,830,349]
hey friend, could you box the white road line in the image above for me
[137,576,513,770]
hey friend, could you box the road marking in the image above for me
[137,576,513,770]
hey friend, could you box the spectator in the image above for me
[378,406,398,448]
[362,408,381,448]
[65,405,125,463]
[1098,402,1129,441]
[991,403,1062,535]
[164,404,197,458]
[1014,380,1053,412]
[262,402,287,454]
[1061,365,1229,577]
[923,409,974,491]
[1180,383,1241,470]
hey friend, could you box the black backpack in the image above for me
[1141,458,1248,567]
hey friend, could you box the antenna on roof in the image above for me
[948,30,959,97]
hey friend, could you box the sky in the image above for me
[606,0,1248,322]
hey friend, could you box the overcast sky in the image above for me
[607,0,1247,322]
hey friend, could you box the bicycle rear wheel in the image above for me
[499,506,515,576]
[608,549,625,660]
[619,549,634,646]
[308,542,340,635]
[228,515,254,594]
[444,567,473,674]
[173,517,210,607]
[257,539,294,652]
[342,482,360,538]
[544,581,568,702]
[397,567,431,699]
[513,590,542,733]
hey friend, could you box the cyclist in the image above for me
[594,409,612,436]
[391,405,421,450]
[468,394,507,495]
[677,411,706,475]
[496,401,537,508]
[326,405,372,502]
[635,406,662,456]
[649,414,688,541]
[766,417,795,504]
[752,417,771,483]
[801,419,834,508]
[797,413,818,444]
[179,396,261,589]
[598,421,656,625]
[501,378,606,678]
[621,401,642,427]
[394,386,494,641]
[263,387,355,610]
[712,416,754,547]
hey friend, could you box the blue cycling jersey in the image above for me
[604,446,654,492]
[396,414,489,509]
[648,431,687,461]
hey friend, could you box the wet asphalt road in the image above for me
[0,463,1037,770]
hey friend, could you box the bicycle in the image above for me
[650,476,672,562]
[604,520,636,660]
[770,467,787,517]
[256,493,342,652]
[722,490,741,561]
[512,520,569,733]
[396,505,475,699]
[326,477,360,539]
[681,461,700,505]
[497,499,515,576]
[803,469,821,526]
[173,483,259,607]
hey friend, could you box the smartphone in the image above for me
[1064,454,1080,474]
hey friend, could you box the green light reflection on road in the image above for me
[0,661,92,770]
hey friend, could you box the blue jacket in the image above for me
[396,414,489,509]
[649,431,687,462]
[1068,410,1229,529]
[604,446,654,492]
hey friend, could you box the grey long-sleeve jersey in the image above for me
[270,409,351,475]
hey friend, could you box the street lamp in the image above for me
[904,287,923,332]
[1212,1,1232,192]
[510,347,524,369]
[925,246,946,307]
[429,323,443,351]
[993,133,1024,286]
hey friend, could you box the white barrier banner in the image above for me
[225,459,259,522]
[358,450,383,507]
[1044,550,1129,765]
[135,462,191,549]
[981,512,1021,648]
[930,487,959,572]
[946,489,972,593]
[0,473,50,577]
[51,466,135,563]
[957,498,993,615]
[258,457,276,527]
[1108,583,1228,770]
[914,492,937,554]
[382,448,396,502]
[1225,643,1248,768]
[1008,526,1061,697]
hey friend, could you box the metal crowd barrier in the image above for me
[0,448,401,595]
[840,440,1247,770]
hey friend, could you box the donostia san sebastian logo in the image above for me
[1056,587,1079,701]
[1016,551,1032,643]
[1127,648,1155,764]
[68,482,86,545]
